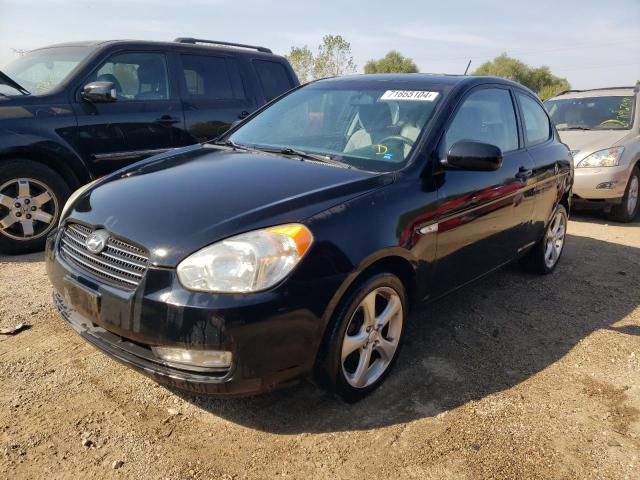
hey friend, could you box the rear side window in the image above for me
[253,60,293,102]
[444,88,519,154]
[518,94,551,145]
[180,54,246,100]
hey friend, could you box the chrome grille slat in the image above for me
[60,247,139,287]
[62,233,147,270]
[109,236,146,255]
[59,223,149,290]
[61,238,143,278]
[68,224,90,238]
[65,225,147,263]
[104,243,148,263]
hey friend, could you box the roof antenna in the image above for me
[464,60,472,75]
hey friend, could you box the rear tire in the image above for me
[315,273,407,403]
[0,160,70,255]
[608,166,639,223]
[521,204,568,275]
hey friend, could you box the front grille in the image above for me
[59,223,149,290]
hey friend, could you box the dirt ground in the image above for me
[1,212,639,480]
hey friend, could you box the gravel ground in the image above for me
[1,213,639,479]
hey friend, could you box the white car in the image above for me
[545,86,639,222]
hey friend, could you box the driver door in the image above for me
[71,50,186,176]
[431,86,537,296]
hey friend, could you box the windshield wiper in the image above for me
[0,70,30,95]
[272,147,353,169]
[558,126,591,131]
[210,139,257,152]
[211,141,353,169]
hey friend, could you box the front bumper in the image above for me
[45,230,344,397]
[572,164,631,201]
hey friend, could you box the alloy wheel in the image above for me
[627,175,639,217]
[0,178,58,241]
[544,209,566,269]
[341,286,403,389]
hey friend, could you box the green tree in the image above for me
[312,35,357,79]
[286,46,314,84]
[364,51,418,74]
[287,35,357,81]
[473,53,570,100]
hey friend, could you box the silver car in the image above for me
[545,86,639,222]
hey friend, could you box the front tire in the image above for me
[521,204,568,275]
[608,166,639,223]
[315,273,407,403]
[0,160,70,254]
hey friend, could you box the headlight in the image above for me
[177,224,313,293]
[59,179,99,224]
[576,147,624,168]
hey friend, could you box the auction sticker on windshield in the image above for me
[380,90,439,101]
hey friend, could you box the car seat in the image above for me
[135,60,167,100]
[344,102,396,152]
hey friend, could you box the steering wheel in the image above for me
[598,119,626,128]
[378,135,415,147]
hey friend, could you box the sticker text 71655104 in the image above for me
[380,90,439,102]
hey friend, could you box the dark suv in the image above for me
[0,38,299,253]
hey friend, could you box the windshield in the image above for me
[228,84,443,172]
[545,95,635,130]
[0,46,94,96]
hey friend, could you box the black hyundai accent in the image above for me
[46,74,573,402]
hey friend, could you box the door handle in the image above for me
[515,167,533,180]
[155,115,180,124]
[238,110,250,119]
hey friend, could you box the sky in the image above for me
[1,0,639,90]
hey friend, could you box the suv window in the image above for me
[545,95,635,130]
[1,46,94,95]
[180,54,246,100]
[444,88,518,154]
[253,60,293,102]
[94,52,169,101]
[518,94,551,145]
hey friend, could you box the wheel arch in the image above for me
[0,145,91,192]
[312,249,418,385]
[316,249,417,347]
[332,250,417,316]
[559,189,571,215]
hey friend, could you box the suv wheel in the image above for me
[608,166,639,223]
[315,273,407,403]
[0,160,70,254]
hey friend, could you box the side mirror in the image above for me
[81,81,117,103]
[443,141,503,171]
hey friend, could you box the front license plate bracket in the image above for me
[63,275,101,319]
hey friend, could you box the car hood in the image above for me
[67,145,389,266]
[558,130,630,162]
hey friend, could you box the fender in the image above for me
[0,130,91,189]
[305,186,430,331]
[320,246,419,325]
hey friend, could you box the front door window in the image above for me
[93,52,169,101]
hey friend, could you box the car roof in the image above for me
[312,73,534,94]
[549,86,638,100]
[30,39,282,59]
[31,41,108,49]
